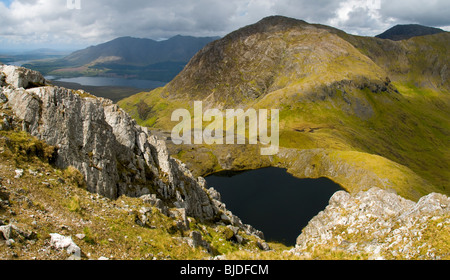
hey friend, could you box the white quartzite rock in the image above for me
[0,65,46,89]
[49,233,81,259]
[293,187,450,259]
[0,65,263,239]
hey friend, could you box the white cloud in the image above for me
[0,0,448,50]
[379,0,450,26]
[328,0,389,35]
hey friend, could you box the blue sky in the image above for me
[0,0,13,6]
[0,0,449,51]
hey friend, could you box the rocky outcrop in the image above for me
[0,224,36,244]
[0,65,46,89]
[0,65,261,237]
[292,188,450,259]
[188,231,213,253]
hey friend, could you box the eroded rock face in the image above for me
[293,188,450,259]
[0,66,260,235]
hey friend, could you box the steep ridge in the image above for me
[333,31,450,91]
[119,16,450,198]
[0,64,262,238]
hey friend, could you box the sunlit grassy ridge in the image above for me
[118,16,450,199]
[261,83,450,195]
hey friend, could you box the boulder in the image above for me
[14,169,24,179]
[223,226,246,244]
[0,65,46,89]
[135,206,154,228]
[188,231,212,254]
[0,224,36,241]
[49,233,81,260]
[140,194,168,215]
[0,224,12,240]
[169,208,190,231]
[257,241,271,251]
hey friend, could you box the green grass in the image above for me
[328,150,438,200]
[116,27,450,200]
[118,88,190,130]
[0,126,287,260]
[119,80,450,200]
[67,195,82,213]
[258,83,449,196]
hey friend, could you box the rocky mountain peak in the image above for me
[163,16,387,107]
[226,16,310,39]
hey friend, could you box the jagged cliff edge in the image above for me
[0,65,263,239]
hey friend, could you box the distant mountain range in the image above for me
[22,35,219,81]
[0,49,70,65]
[376,24,446,41]
[63,35,219,66]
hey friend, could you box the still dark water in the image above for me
[44,76,166,89]
[205,167,344,246]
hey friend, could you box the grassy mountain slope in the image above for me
[2,125,447,260]
[118,16,450,198]
[0,126,290,260]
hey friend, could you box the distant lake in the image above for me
[205,167,344,246]
[45,76,167,89]
[4,61,167,89]
[7,60,31,66]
